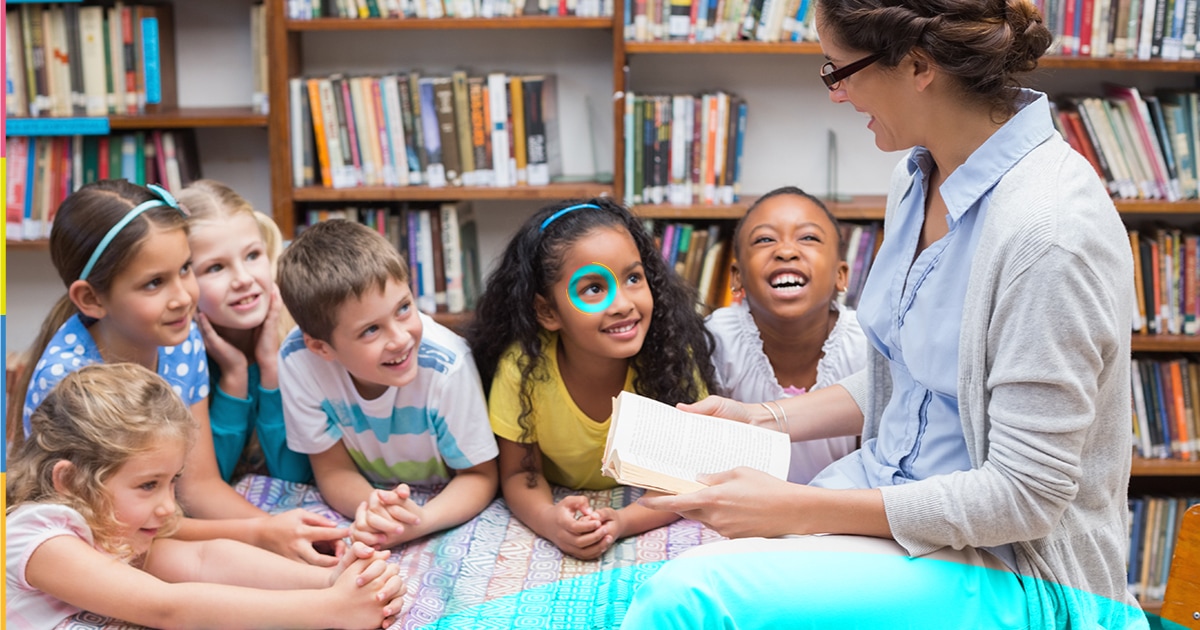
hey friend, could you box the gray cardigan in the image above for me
[840,134,1146,627]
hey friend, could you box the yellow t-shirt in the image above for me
[489,333,635,490]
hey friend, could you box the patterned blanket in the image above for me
[57,475,723,630]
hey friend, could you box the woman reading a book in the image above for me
[622,0,1146,627]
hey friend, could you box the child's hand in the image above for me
[592,506,626,541]
[543,495,613,560]
[328,542,406,629]
[253,286,283,389]
[254,508,350,567]
[197,312,250,398]
[350,485,425,549]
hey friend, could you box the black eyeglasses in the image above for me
[820,54,883,91]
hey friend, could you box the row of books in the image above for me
[286,0,612,19]
[1053,86,1199,202]
[291,72,562,190]
[4,2,176,119]
[836,221,879,311]
[300,203,483,315]
[623,0,817,43]
[4,131,201,241]
[623,92,746,206]
[1129,227,1200,336]
[1130,356,1200,461]
[1038,0,1200,60]
[1127,496,1198,602]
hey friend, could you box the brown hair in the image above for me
[6,180,189,452]
[817,0,1052,116]
[277,219,410,343]
[6,363,196,561]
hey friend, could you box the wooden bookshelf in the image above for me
[286,16,613,30]
[624,41,822,55]
[1131,335,1200,352]
[109,106,268,130]
[292,182,614,203]
[632,194,887,220]
[1130,457,1200,477]
[5,239,50,251]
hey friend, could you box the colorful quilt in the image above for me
[56,475,723,630]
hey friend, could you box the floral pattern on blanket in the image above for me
[57,475,723,629]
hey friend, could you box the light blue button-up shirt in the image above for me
[813,90,1053,568]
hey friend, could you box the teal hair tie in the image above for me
[78,184,185,282]
[539,203,602,232]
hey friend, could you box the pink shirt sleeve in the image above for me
[5,503,96,630]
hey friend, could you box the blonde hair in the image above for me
[177,179,294,338]
[6,363,196,561]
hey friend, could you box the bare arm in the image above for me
[177,398,266,519]
[638,467,891,540]
[310,440,378,520]
[497,437,611,559]
[26,536,404,630]
[595,492,680,539]
[678,383,865,442]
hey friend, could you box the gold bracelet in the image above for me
[760,401,785,434]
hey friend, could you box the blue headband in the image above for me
[539,203,602,232]
[78,184,185,282]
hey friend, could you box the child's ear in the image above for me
[68,280,106,320]
[303,333,338,362]
[533,294,562,331]
[835,261,850,293]
[729,260,743,294]
[51,460,76,494]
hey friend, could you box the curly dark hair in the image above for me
[467,198,717,484]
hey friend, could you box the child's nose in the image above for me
[384,322,411,350]
[230,263,252,289]
[168,276,195,309]
[156,491,177,517]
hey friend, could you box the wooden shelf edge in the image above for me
[1038,56,1200,71]
[287,16,613,31]
[1115,199,1200,214]
[1131,334,1200,352]
[293,182,614,202]
[110,107,268,130]
[1130,457,1200,476]
[5,239,50,251]
[632,194,886,220]
[624,40,823,55]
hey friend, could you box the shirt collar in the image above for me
[904,89,1055,222]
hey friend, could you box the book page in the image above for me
[605,391,790,489]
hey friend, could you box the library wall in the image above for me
[7,16,912,351]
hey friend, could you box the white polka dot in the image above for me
[176,363,189,377]
[182,341,193,354]
[199,384,210,398]
[38,377,48,389]
[30,394,39,404]
[164,346,175,355]
[60,352,74,360]
[49,346,60,354]
[24,405,32,415]
[64,334,77,344]
[50,364,64,376]
[36,359,46,370]
[199,361,207,373]
[71,358,81,367]
[74,345,85,355]
[188,387,196,399]
[172,385,183,396]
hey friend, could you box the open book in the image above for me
[601,391,791,495]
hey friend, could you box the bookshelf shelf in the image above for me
[5,240,50,251]
[624,41,822,55]
[632,194,887,220]
[286,16,613,31]
[6,117,111,137]
[292,182,615,202]
[1037,57,1200,72]
[1116,200,1200,214]
[1130,457,1200,476]
[1131,335,1200,352]
[109,107,268,130]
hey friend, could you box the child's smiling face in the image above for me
[733,194,848,324]
[190,213,274,332]
[538,226,654,363]
[103,435,186,556]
